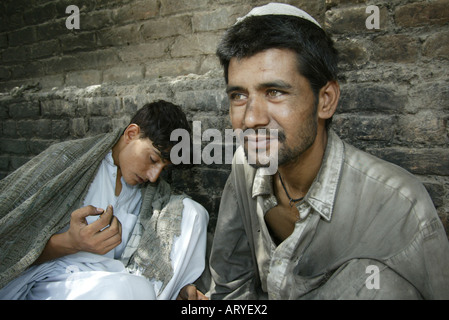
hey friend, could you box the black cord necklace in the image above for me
[278,171,304,207]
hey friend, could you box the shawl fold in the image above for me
[0,129,183,291]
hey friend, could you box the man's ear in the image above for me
[123,124,141,143]
[317,81,340,120]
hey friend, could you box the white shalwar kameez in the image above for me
[0,152,208,300]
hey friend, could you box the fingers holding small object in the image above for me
[91,205,122,253]
[90,205,113,232]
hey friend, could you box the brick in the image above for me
[325,6,389,34]
[334,38,369,67]
[2,120,17,138]
[0,98,9,119]
[8,26,36,47]
[4,0,30,15]
[160,0,209,16]
[53,0,97,18]
[35,19,68,42]
[372,34,419,63]
[0,34,7,49]
[44,49,120,74]
[23,2,57,26]
[117,40,171,62]
[80,10,115,31]
[338,85,405,114]
[9,101,40,119]
[174,90,225,113]
[423,30,449,60]
[60,32,97,53]
[112,116,131,130]
[10,61,44,80]
[0,67,11,81]
[0,138,28,154]
[171,33,221,57]
[0,155,9,171]
[332,114,396,143]
[3,40,60,63]
[6,13,25,32]
[2,47,29,63]
[421,179,445,208]
[395,0,449,28]
[84,96,122,116]
[41,99,76,117]
[192,6,250,32]
[88,116,112,134]
[34,119,53,139]
[112,0,159,24]
[65,69,102,87]
[97,24,142,47]
[103,65,144,83]
[326,0,366,7]
[35,74,65,90]
[144,58,199,79]
[396,111,448,146]
[199,55,222,75]
[51,119,70,139]
[140,15,191,40]
[410,82,449,113]
[70,118,87,137]
[17,120,35,138]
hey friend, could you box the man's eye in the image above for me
[267,90,284,97]
[230,92,247,101]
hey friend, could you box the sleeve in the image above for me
[209,176,261,300]
[386,181,449,300]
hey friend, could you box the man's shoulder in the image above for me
[339,141,436,229]
[342,141,428,200]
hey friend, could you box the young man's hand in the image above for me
[66,205,122,254]
[177,284,209,300]
[34,205,122,264]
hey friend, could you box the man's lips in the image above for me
[245,135,274,149]
[136,175,145,184]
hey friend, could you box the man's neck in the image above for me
[111,136,125,196]
[277,128,328,199]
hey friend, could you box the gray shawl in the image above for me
[0,128,184,291]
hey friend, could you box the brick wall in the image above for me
[0,0,448,236]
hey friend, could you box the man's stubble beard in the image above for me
[243,115,318,170]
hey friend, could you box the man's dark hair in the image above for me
[217,15,339,126]
[129,100,191,160]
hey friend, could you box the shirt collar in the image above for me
[251,129,345,222]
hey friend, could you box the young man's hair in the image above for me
[216,15,339,126]
[129,100,191,160]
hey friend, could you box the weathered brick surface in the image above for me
[0,0,448,237]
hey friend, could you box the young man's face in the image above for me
[118,125,170,185]
[226,48,318,168]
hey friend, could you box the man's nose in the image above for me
[243,95,270,129]
[146,165,164,183]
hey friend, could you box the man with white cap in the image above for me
[209,3,449,299]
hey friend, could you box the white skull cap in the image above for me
[236,2,322,29]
